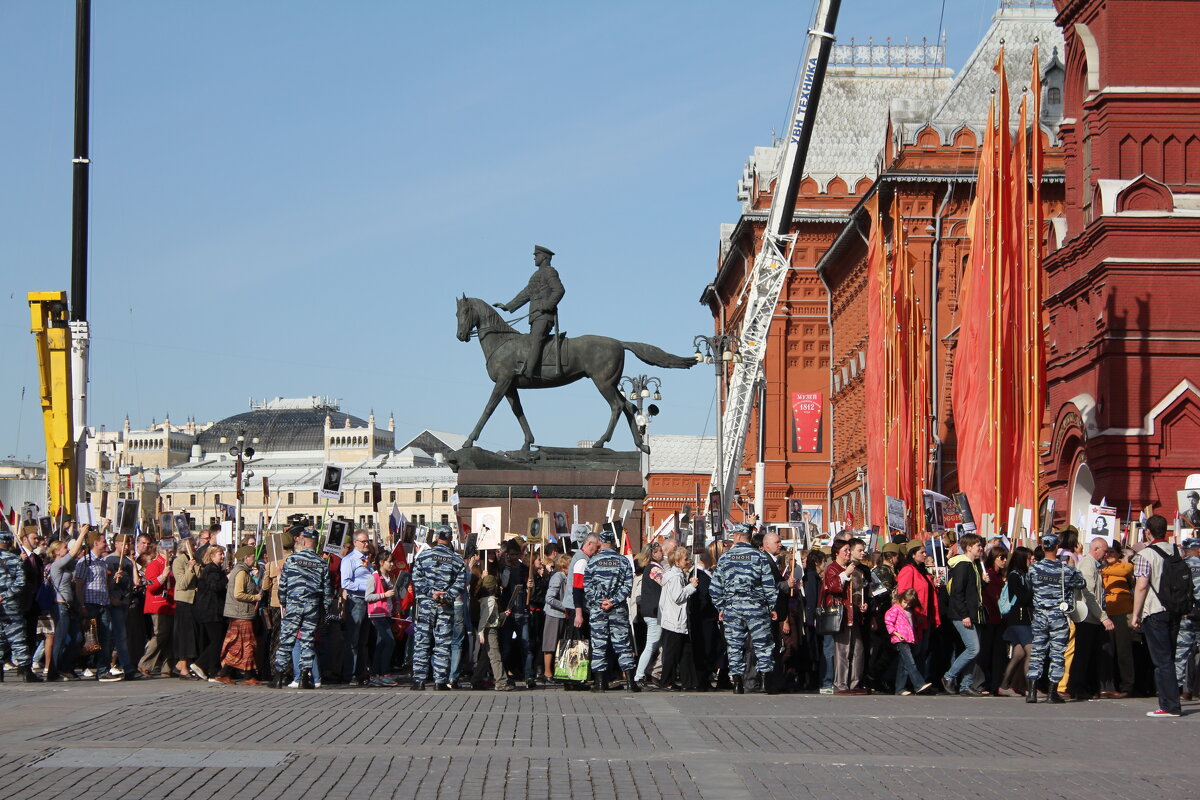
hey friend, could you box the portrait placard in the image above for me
[318,465,344,501]
[526,514,546,541]
[885,496,906,533]
[118,499,140,536]
[325,519,349,555]
[1177,489,1200,529]
[471,506,502,550]
[1085,505,1117,545]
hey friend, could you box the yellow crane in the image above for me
[27,2,93,524]
[29,291,76,519]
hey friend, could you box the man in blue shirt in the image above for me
[339,528,372,686]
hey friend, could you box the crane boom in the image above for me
[30,292,77,519]
[711,0,840,516]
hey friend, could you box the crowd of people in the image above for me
[0,511,1195,719]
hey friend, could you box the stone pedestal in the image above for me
[449,447,646,548]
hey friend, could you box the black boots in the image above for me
[1026,685,1037,704]
[1049,687,1066,704]
[269,670,290,689]
[299,669,314,690]
[764,670,782,695]
[624,670,641,693]
[732,675,744,695]
[16,667,42,683]
[411,680,426,691]
[591,673,608,693]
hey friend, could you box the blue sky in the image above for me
[1,1,1005,459]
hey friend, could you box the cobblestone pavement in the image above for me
[0,681,1195,799]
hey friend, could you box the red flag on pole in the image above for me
[952,99,998,521]
[864,193,887,528]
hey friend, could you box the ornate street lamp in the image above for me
[219,430,258,536]
[693,333,742,522]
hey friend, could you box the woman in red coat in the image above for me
[895,540,940,677]
[139,539,176,677]
[822,538,868,694]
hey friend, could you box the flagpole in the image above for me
[1029,44,1044,531]
[605,470,620,523]
[989,87,1001,522]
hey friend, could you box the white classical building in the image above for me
[84,397,461,535]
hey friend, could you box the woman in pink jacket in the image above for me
[885,588,933,695]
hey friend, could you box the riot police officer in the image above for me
[0,530,39,682]
[1026,532,1085,703]
[710,523,777,694]
[584,528,638,692]
[410,525,467,690]
[272,526,332,689]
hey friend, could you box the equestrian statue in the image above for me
[456,246,694,454]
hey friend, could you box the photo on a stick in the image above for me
[1178,489,1200,529]
[318,464,344,501]
[325,519,349,555]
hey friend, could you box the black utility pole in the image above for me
[70,0,91,322]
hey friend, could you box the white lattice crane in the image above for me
[709,0,841,519]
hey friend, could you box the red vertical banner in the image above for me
[863,194,885,528]
[791,392,822,453]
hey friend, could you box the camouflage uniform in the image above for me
[710,541,777,677]
[584,549,635,674]
[1174,553,1200,690]
[411,543,467,685]
[0,547,29,668]
[1026,558,1085,684]
[273,548,333,676]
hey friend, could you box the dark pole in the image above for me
[70,0,91,322]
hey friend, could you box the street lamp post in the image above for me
[693,333,741,523]
[619,374,663,510]
[618,374,662,438]
[220,431,258,541]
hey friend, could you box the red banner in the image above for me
[791,392,822,453]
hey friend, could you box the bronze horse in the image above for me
[455,296,694,453]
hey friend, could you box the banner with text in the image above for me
[791,392,823,453]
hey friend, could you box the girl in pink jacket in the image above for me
[885,589,933,696]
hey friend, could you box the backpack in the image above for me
[1149,544,1195,617]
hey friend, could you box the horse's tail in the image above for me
[621,341,696,370]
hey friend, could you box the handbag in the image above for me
[815,604,845,635]
[80,617,102,656]
[553,625,591,682]
[1060,561,1089,623]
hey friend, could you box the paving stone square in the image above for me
[0,682,1195,799]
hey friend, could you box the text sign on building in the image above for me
[791,392,822,453]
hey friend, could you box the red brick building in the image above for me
[706,42,953,527]
[817,5,1066,526]
[1043,0,1200,526]
[642,434,716,531]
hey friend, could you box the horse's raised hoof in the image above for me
[638,444,650,454]
[590,441,606,449]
